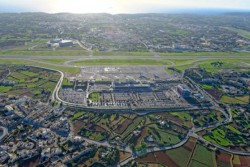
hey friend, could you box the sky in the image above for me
[0,0,250,14]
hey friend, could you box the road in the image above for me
[0,126,8,142]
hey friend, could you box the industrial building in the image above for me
[59,40,74,47]
[177,85,191,98]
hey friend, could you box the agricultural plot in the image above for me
[157,112,192,128]
[203,121,249,148]
[136,151,179,167]
[148,124,181,146]
[170,111,192,128]
[166,147,192,167]
[234,155,250,167]
[220,95,249,105]
[193,110,224,127]
[0,65,60,102]
[134,137,249,167]
[216,152,232,167]
[190,144,215,167]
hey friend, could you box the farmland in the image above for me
[203,121,249,148]
[0,65,60,102]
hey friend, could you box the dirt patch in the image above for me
[94,125,107,133]
[119,151,132,163]
[73,120,107,134]
[136,153,156,163]
[239,156,250,166]
[135,127,148,146]
[73,120,85,134]
[184,137,197,152]
[158,113,183,126]
[114,118,133,134]
[206,89,223,100]
[216,152,231,166]
[154,151,179,167]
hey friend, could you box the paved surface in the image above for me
[0,126,8,141]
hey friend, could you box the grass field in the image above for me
[159,51,250,57]
[149,125,181,146]
[79,128,106,141]
[0,49,89,56]
[171,111,191,121]
[93,51,152,56]
[62,78,74,87]
[0,58,80,74]
[171,58,249,73]
[200,84,213,90]
[225,125,241,135]
[72,59,171,66]
[89,92,100,103]
[191,144,215,167]
[168,59,194,65]
[203,128,231,146]
[198,60,244,73]
[71,112,85,121]
[166,147,191,167]
[122,117,144,139]
[0,65,60,102]
[35,58,71,65]
[220,95,249,105]
[0,86,12,93]
[223,27,250,40]
[20,70,38,77]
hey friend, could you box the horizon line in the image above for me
[1,7,250,15]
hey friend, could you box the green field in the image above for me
[35,58,71,65]
[0,58,80,74]
[192,144,215,167]
[200,84,213,90]
[225,125,241,135]
[0,86,12,93]
[71,112,85,120]
[170,58,249,73]
[159,51,250,57]
[62,78,74,87]
[89,92,100,103]
[72,59,171,66]
[204,128,231,146]
[168,59,195,66]
[148,124,181,146]
[0,65,60,102]
[166,147,191,167]
[93,51,152,57]
[220,95,249,105]
[79,129,106,141]
[0,49,89,56]
[223,27,250,40]
[171,111,191,121]
[122,117,144,139]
